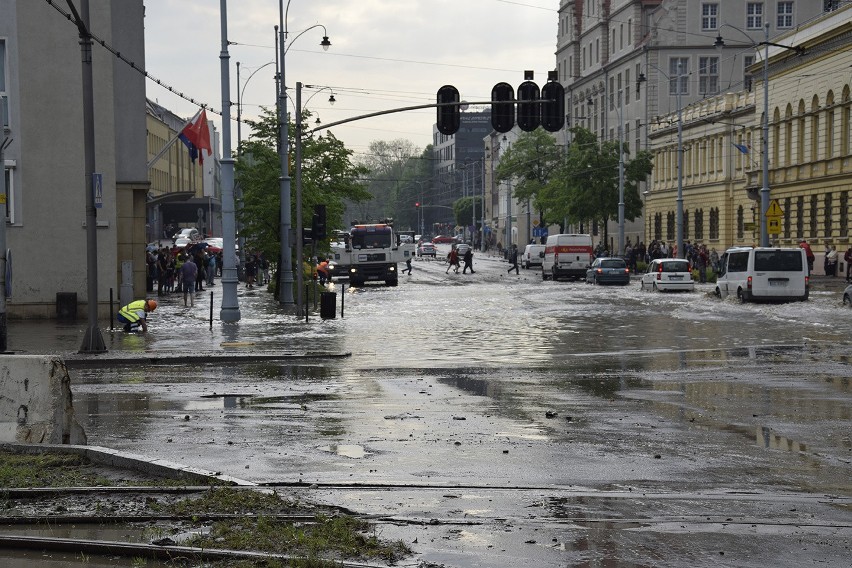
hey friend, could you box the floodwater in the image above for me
[5,250,852,567]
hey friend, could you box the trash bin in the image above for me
[56,292,77,320]
[320,291,337,320]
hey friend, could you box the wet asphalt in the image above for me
[4,250,852,567]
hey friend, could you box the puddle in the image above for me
[319,444,369,459]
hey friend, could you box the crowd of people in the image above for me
[147,244,221,299]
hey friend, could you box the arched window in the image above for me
[737,206,744,239]
[654,212,662,241]
[811,95,820,162]
[826,91,835,159]
[797,100,806,163]
[772,107,781,166]
[842,87,851,157]
[683,210,689,240]
[695,208,704,240]
[709,207,719,240]
[796,196,804,239]
[824,193,833,237]
[840,191,848,238]
[784,197,791,239]
[667,212,675,241]
[784,104,793,166]
[809,194,818,238]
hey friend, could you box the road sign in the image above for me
[768,218,781,234]
[532,219,540,227]
[766,199,784,217]
[93,173,103,209]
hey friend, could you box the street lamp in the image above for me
[637,61,685,258]
[714,23,804,247]
[277,0,331,308]
[294,83,336,315]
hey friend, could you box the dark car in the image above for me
[586,257,630,285]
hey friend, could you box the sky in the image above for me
[143,0,558,161]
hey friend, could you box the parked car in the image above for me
[586,257,630,285]
[417,242,437,257]
[173,227,201,242]
[640,258,695,292]
[432,235,458,244]
[522,244,545,269]
[843,284,852,306]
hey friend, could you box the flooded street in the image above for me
[7,249,852,567]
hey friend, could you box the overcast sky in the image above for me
[143,0,558,160]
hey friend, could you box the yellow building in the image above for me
[646,6,852,273]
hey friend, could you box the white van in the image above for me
[522,244,545,269]
[715,247,809,302]
[542,234,593,281]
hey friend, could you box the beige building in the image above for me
[646,5,852,271]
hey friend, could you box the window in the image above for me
[824,193,833,237]
[784,197,791,238]
[667,212,675,241]
[796,196,804,239]
[669,58,688,95]
[840,191,848,237]
[701,3,719,30]
[0,39,7,128]
[654,213,662,241]
[710,207,719,239]
[617,73,623,108]
[635,64,642,100]
[699,57,719,95]
[695,209,704,240]
[609,77,615,110]
[625,69,631,104]
[777,2,794,28]
[809,194,817,238]
[737,206,744,239]
[3,160,14,224]
[744,55,754,91]
[746,3,764,29]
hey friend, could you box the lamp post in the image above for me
[637,62,685,258]
[294,83,336,316]
[218,0,240,322]
[277,0,330,307]
[616,96,625,257]
[714,24,803,247]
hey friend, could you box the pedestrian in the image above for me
[799,240,815,273]
[462,248,475,274]
[507,245,519,275]
[845,246,852,282]
[194,251,206,291]
[695,245,708,284]
[825,245,838,276]
[317,258,330,284]
[245,255,257,288]
[709,247,720,274]
[206,252,216,287]
[116,299,157,333]
[446,247,459,274]
[179,255,197,306]
[401,256,412,275]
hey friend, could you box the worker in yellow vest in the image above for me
[117,299,157,333]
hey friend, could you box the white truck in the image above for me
[344,223,415,286]
[542,233,594,281]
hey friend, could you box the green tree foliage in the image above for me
[452,196,483,227]
[236,108,369,262]
[351,140,422,227]
[557,127,653,242]
[494,128,563,228]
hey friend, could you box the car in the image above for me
[844,284,852,306]
[640,258,695,292]
[522,244,545,269]
[715,247,809,302]
[417,242,437,257]
[586,257,630,285]
[173,227,201,242]
[432,235,458,244]
[455,243,471,257]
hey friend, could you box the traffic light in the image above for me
[541,80,565,132]
[436,85,460,135]
[490,82,514,133]
[516,80,540,132]
[312,204,327,241]
[302,227,313,246]
[415,202,420,208]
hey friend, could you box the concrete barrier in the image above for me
[0,355,87,445]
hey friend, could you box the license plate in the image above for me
[769,280,787,287]
[669,275,682,280]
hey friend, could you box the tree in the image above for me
[351,139,420,225]
[555,127,653,242]
[452,196,483,228]
[494,128,563,229]
[236,107,370,264]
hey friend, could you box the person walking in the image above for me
[179,255,198,306]
[845,246,852,282]
[446,247,459,274]
[462,248,475,274]
[507,245,519,275]
[206,253,216,287]
[401,256,412,275]
[116,299,157,333]
[800,240,815,273]
[825,245,838,277]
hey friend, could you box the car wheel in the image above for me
[737,288,747,303]
[552,267,558,281]
[542,269,548,281]
[652,282,658,292]
[844,293,851,306]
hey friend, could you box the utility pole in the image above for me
[69,0,106,353]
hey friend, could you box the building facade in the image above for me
[646,5,852,272]
[146,100,221,244]
[555,0,828,252]
[1,0,148,318]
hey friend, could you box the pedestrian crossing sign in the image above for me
[93,173,103,209]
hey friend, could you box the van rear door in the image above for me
[751,249,808,298]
